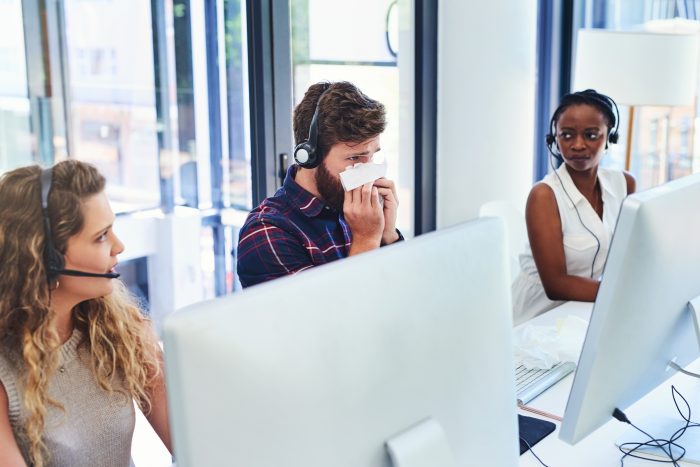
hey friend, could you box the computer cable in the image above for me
[613,408,684,467]
[519,435,551,467]
[548,153,601,280]
[612,385,700,467]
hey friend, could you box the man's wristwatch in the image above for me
[381,229,404,246]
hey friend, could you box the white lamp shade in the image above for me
[574,29,700,106]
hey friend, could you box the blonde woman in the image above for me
[0,160,171,466]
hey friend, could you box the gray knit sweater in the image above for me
[0,329,135,467]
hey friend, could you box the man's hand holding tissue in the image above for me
[344,182,385,255]
[372,177,399,245]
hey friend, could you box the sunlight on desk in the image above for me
[131,402,172,467]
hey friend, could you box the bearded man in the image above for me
[236,81,402,288]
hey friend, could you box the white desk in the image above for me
[518,301,700,467]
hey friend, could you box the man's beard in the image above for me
[315,161,345,211]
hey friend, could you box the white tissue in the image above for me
[339,162,387,191]
[514,325,560,370]
[514,315,589,369]
[556,315,589,363]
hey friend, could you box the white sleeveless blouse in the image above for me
[512,164,628,325]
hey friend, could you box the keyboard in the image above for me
[515,361,576,405]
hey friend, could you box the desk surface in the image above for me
[518,301,700,467]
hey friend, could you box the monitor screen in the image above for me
[560,173,700,444]
[163,218,519,467]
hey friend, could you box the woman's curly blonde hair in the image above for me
[0,160,161,467]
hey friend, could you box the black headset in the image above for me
[545,90,620,162]
[41,168,64,284]
[40,167,120,283]
[293,84,331,169]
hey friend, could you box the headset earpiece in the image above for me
[44,239,64,283]
[293,106,320,168]
[545,133,563,163]
[604,128,619,150]
[293,142,318,168]
[605,97,620,150]
[40,168,64,283]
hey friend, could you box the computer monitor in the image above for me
[560,172,700,444]
[163,218,519,467]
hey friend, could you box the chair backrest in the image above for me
[479,200,527,281]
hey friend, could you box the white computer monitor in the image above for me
[560,172,700,444]
[163,218,519,467]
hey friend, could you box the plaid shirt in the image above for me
[237,165,353,288]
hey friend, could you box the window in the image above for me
[0,0,32,172]
[574,0,700,190]
[290,0,414,236]
[63,0,161,210]
[224,0,253,210]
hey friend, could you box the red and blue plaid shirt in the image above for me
[237,165,353,288]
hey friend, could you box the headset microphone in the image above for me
[52,268,121,279]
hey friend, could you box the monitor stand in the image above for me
[690,296,700,352]
[616,415,700,465]
[385,418,458,467]
[669,297,700,380]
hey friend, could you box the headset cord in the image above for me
[549,154,601,279]
[520,435,551,467]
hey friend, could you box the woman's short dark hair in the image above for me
[551,89,618,132]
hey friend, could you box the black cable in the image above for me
[548,152,601,279]
[519,435,550,467]
[612,385,700,466]
[618,420,685,466]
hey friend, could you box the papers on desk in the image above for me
[514,315,588,369]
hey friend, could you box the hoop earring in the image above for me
[52,280,60,291]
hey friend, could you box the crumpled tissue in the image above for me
[339,162,387,191]
[514,315,589,369]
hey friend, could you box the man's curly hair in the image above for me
[293,81,386,162]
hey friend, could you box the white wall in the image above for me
[437,0,537,228]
